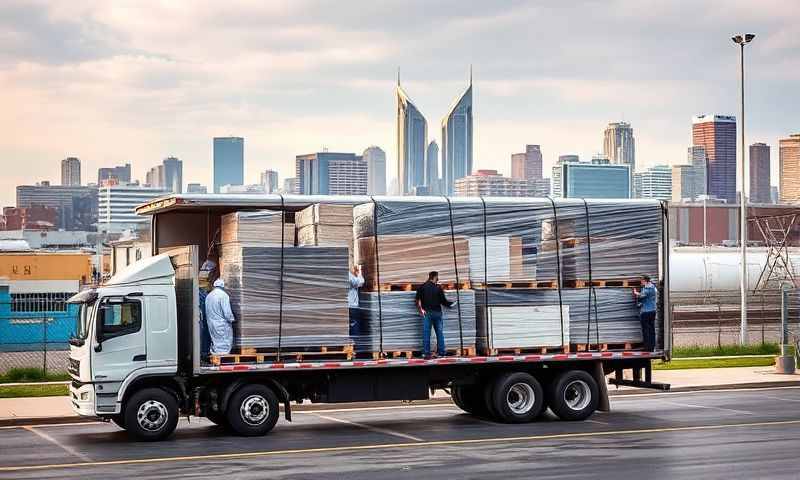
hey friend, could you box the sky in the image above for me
[1,0,798,206]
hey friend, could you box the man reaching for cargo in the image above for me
[206,278,236,355]
[348,264,365,338]
[416,271,455,359]
[632,275,657,351]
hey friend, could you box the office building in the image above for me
[296,152,367,195]
[213,137,244,193]
[145,165,164,188]
[441,79,473,195]
[511,145,543,181]
[220,184,265,194]
[162,157,182,193]
[16,183,97,231]
[633,165,672,201]
[260,169,279,194]
[749,143,770,203]
[559,162,631,199]
[692,114,736,203]
[186,183,207,194]
[97,163,131,185]
[61,157,81,186]
[780,133,800,203]
[425,141,440,194]
[550,155,580,199]
[283,177,298,194]
[396,80,427,195]
[672,145,709,202]
[453,170,533,197]
[603,122,636,171]
[530,178,551,197]
[363,146,387,195]
[97,184,169,233]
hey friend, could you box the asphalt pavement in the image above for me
[0,386,799,479]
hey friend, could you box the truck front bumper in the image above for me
[69,382,96,417]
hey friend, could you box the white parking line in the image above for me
[312,413,424,442]
[23,426,93,463]
[656,400,752,416]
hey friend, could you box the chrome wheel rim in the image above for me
[137,400,168,431]
[506,382,536,414]
[564,380,591,411]
[240,395,269,425]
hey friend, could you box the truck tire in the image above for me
[452,385,487,415]
[123,387,179,441]
[226,384,279,437]
[547,370,599,421]
[489,372,545,423]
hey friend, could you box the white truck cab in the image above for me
[68,254,180,421]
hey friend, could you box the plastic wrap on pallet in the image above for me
[220,244,351,349]
[221,210,296,245]
[357,290,476,353]
[486,305,570,349]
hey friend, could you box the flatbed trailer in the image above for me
[67,194,671,441]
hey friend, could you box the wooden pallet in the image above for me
[573,342,642,352]
[566,279,640,288]
[473,281,558,289]
[366,346,477,360]
[374,281,473,292]
[210,345,354,365]
[486,345,570,356]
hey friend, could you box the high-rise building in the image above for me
[145,165,164,188]
[634,165,672,201]
[363,146,387,195]
[749,143,770,203]
[98,184,169,233]
[162,157,182,193]
[530,178,551,197]
[551,155,580,198]
[453,170,534,197]
[295,152,367,195]
[441,79,473,195]
[603,122,636,171]
[559,162,631,199]
[511,145,543,181]
[16,183,97,231]
[186,183,208,194]
[779,134,800,203]
[260,169,279,193]
[213,137,244,193]
[673,145,709,203]
[396,80,427,195]
[692,114,736,203]
[61,157,81,186]
[283,177,298,194]
[425,140,439,194]
[97,163,131,185]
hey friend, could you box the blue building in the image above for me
[441,79,473,195]
[0,282,78,352]
[561,161,631,199]
[213,137,244,193]
[397,81,428,195]
[295,152,367,195]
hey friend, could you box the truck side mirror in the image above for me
[95,304,104,352]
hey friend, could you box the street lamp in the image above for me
[732,33,755,345]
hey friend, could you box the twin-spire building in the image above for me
[396,71,473,195]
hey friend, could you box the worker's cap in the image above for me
[213,278,225,289]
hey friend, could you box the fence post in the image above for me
[42,315,48,376]
[776,284,795,374]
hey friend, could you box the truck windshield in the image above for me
[76,300,97,340]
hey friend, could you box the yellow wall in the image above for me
[0,253,92,282]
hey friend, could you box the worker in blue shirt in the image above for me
[633,275,657,351]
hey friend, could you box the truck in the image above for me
[67,194,671,441]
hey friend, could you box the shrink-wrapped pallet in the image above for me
[296,203,354,266]
[221,210,295,245]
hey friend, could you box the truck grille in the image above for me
[68,357,80,377]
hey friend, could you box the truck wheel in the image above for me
[490,372,544,423]
[123,388,179,441]
[548,370,599,421]
[226,384,279,436]
[452,385,487,415]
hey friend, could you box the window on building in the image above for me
[10,292,74,313]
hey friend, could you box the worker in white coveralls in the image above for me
[206,278,236,355]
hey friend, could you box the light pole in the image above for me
[732,33,755,345]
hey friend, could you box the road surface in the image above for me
[0,386,799,479]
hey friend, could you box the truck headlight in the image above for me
[80,391,90,401]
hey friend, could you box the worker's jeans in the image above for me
[423,311,446,357]
[640,311,656,351]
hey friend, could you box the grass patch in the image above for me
[654,356,776,370]
[672,343,780,358]
[0,384,68,398]
[0,368,70,384]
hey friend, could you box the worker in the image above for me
[348,264,365,339]
[632,274,657,351]
[198,259,218,358]
[206,278,236,355]
[415,271,455,359]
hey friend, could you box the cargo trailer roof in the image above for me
[136,193,665,216]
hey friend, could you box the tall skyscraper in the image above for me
[162,157,183,193]
[213,137,244,193]
[98,163,131,185]
[145,165,164,188]
[749,143,770,203]
[363,146,387,195]
[425,140,439,194]
[779,133,800,203]
[296,152,367,195]
[260,169,279,194]
[61,157,81,186]
[396,79,427,195]
[511,145,543,181]
[633,165,672,201]
[551,155,579,198]
[603,122,636,171]
[441,77,473,195]
[672,146,708,202]
[692,115,736,203]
